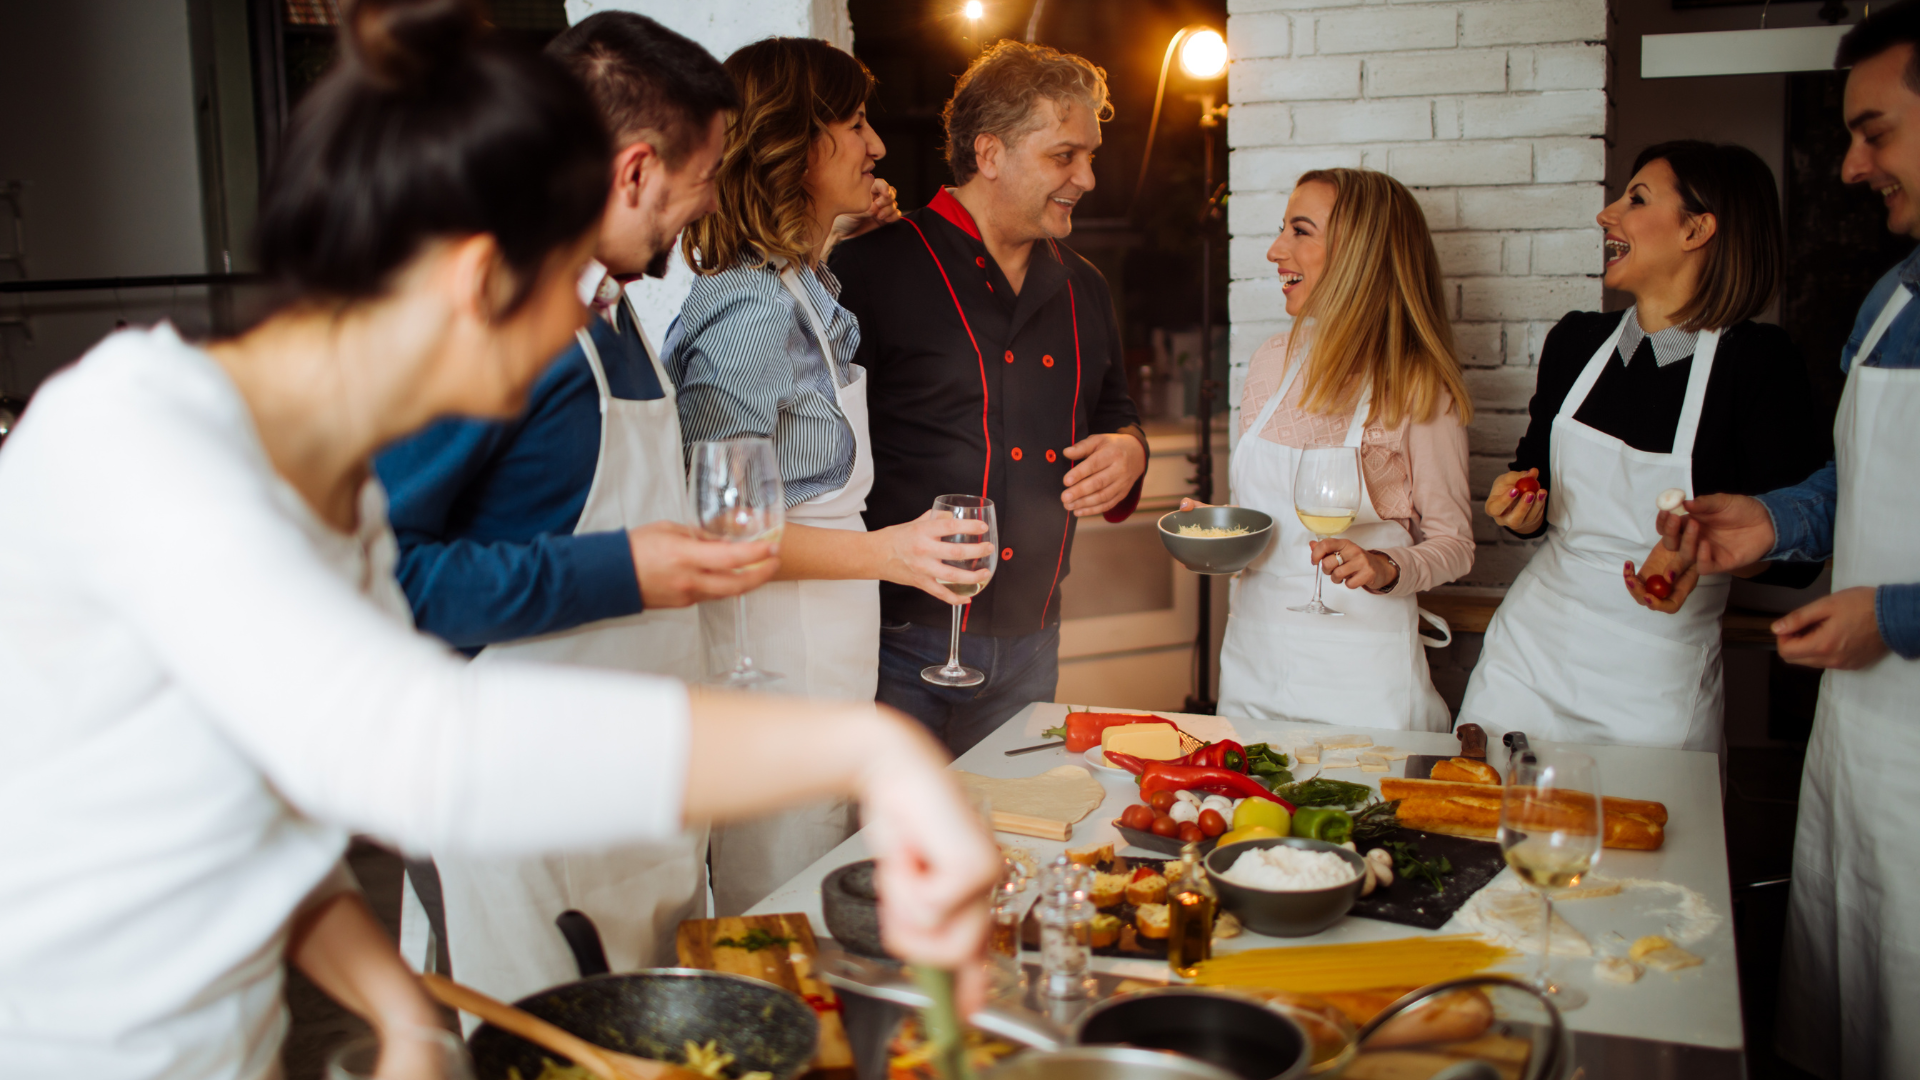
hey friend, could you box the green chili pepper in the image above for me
[1290,807,1353,845]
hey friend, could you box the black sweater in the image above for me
[1507,310,1832,586]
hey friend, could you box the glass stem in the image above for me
[1536,889,1554,989]
[946,603,964,672]
[1311,557,1326,607]
[733,593,751,672]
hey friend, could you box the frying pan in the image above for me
[464,911,820,1080]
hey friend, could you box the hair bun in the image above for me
[346,0,481,86]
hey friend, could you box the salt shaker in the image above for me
[1036,856,1093,1000]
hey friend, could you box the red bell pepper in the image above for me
[1044,711,1172,753]
[1139,763,1294,808]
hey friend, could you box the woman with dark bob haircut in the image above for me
[0,2,997,1076]
[1459,140,1832,754]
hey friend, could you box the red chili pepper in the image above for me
[1103,750,1152,776]
[1139,763,1294,808]
[1176,739,1247,771]
[1043,711,1169,752]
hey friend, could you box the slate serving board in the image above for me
[1348,826,1507,930]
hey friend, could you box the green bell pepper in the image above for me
[1290,806,1353,845]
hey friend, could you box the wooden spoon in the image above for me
[420,973,708,1080]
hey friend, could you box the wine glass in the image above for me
[1498,749,1604,1011]
[1289,446,1361,615]
[920,494,998,687]
[689,437,785,688]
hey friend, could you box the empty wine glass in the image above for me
[1498,749,1603,1010]
[689,437,784,688]
[1290,446,1361,616]
[920,494,997,687]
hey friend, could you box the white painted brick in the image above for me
[1232,0,1361,10]
[1231,235,1275,280]
[1470,456,1517,498]
[1460,276,1600,321]
[1533,136,1606,183]
[1230,146,1364,192]
[1467,410,1530,457]
[1503,235,1531,275]
[1232,319,1291,367]
[1433,99,1464,140]
[1366,49,1508,97]
[1457,184,1602,229]
[1410,187,1459,230]
[1502,319,1563,365]
[1229,13,1291,59]
[1290,99,1433,143]
[1462,90,1606,139]
[1316,6,1457,55]
[1453,321,1505,366]
[1229,56,1363,105]
[1231,278,1288,324]
[1462,540,1542,587]
[1531,229,1602,275]
[1228,103,1292,148]
[1510,44,1608,90]
[1473,509,1506,543]
[1461,0,1606,48]
[1388,141,1532,186]
[1433,232,1504,276]
[1462,363,1538,410]
[1230,190,1290,237]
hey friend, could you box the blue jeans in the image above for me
[877,620,1060,757]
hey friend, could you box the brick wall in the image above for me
[1226,0,1610,587]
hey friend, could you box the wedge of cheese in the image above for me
[1319,734,1374,750]
[1100,722,1183,761]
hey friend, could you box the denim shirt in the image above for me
[1755,246,1920,658]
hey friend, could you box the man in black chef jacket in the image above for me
[831,41,1148,755]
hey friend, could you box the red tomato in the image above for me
[1643,574,1673,600]
[1197,809,1227,837]
[1178,822,1205,844]
[1130,866,1158,882]
[1120,804,1155,831]
[1148,790,1178,813]
[1150,814,1180,838]
[1514,475,1541,495]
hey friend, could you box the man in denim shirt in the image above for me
[1664,9,1920,1077]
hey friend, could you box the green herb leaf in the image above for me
[1384,840,1453,894]
[1272,778,1374,809]
[714,927,795,952]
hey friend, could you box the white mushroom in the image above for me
[1359,864,1377,896]
[1657,488,1688,514]
[1173,789,1202,806]
[1200,795,1234,816]
[1168,800,1201,824]
[1366,848,1395,887]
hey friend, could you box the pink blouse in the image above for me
[1238,331,1474,595]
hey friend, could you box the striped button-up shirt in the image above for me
[665,259,861,507]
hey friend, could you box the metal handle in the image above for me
[820,951,1067,1052]
[556,909,611,978]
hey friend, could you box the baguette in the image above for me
[1380,777,1667,851]
[1430,757,1501,785]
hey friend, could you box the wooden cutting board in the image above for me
[676,914,853,1079]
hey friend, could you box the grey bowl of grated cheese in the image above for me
[1158,506,1275,575]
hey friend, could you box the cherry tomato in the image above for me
[1643,573,1673,600]
[1514,475,1541,495]
[1130,866,1158,882]
[1178,822,1205,844]
[1150,814,1180,838]
[1197,809,1227,837]
[1148,790,1178,813]
[1120,804,1155,831]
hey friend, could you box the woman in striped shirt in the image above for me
[667,37,990,914]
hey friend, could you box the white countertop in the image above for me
[747,702,1743,1052]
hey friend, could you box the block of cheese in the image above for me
[1100,722,1183,761]
[1295,745,1321,764]
[1319,734,1374,750]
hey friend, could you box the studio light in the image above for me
[963,0,984,20]
[1178,28,1229,80]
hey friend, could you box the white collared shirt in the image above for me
[1616,304,1700,367]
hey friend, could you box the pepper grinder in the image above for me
[1036,856,1093,1000]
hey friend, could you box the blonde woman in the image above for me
[666,37,990,913]
[1192,168,1475,730]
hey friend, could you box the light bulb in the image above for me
[1178,28,1228,79]
[963,0,984,19]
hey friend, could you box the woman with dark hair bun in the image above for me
[0,3,998,1077]
[1459,140,1833,753]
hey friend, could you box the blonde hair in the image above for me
[682,37,873,274]
[1287,168,1473,429]
[943,40,1112,185]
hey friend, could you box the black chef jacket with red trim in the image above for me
[830,189,1146,637]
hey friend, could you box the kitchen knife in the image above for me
[1004,740,1065,756]
[1403,722,1488,779]
[1504,730,1536,783]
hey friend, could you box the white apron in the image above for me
[412,300,709,1008]
[1216,356,1451,731]
[1777,286,1920,1080]
[705,266,876,915]
[1458,319,1729,752]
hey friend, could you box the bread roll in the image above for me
[1430,757,1501,785]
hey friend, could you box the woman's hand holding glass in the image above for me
[1309,538,1397,591]
[1485,468,1548,533]
[875,510,993,605]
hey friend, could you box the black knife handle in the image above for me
[555,909,611,978]
[1503,731,1536,767]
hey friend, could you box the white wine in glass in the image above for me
[922,494,998,687]
[1289,446,1361,616]
[1498,749,1603,1011]
[689,437,785,688]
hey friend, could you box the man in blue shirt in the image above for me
[375,14,770,1010]
[1664,9,1920,1076]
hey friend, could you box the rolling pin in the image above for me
[991,810,1071,841]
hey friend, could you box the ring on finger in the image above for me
[1334,552,1345,567]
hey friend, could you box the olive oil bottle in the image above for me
[1167,843,1218,977]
